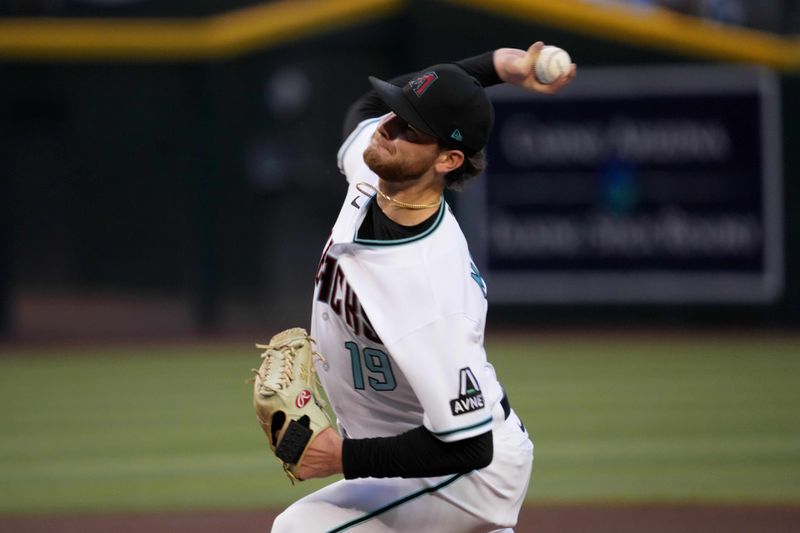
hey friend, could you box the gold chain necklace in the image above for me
[356,182,442,210]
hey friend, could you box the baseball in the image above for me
[534,46,572,84]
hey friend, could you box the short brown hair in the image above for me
[443,148,487,190]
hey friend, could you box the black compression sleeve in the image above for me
[342,50,501,140]
[341,427,493,479]
[455,50,502,88]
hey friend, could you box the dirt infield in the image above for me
[2,504,799,533]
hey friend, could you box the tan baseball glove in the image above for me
[251,327,332,483]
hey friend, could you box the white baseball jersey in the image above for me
[311,115,504,443]
[273,116,533,533]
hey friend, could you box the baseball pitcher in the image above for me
[252,42,576,532]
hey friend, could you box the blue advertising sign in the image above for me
[460,65,782,303]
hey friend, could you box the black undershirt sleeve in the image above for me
[342,427,493,479]
[342,50,501,140]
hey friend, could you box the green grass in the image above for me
[496,337,800,504]
[0,335,798,515]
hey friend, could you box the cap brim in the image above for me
[368,76,439,139]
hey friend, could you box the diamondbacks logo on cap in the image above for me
[450,129,463,142]
[449,367,485,416]
[409,71,439,97]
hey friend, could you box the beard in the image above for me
[363,143,436,183]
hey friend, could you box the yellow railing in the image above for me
[446,0,800,71]
[0,0,403,61]
[0,0,797,70]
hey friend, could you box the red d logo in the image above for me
[409,72,439,97]
[296,389,312,408]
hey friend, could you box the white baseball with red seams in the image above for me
[534,45,571,84]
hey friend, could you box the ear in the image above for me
[434,149,465,174]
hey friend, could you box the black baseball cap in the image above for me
[368,64,493,156]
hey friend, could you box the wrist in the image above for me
[493,48,525,84]
[332,434,344,472]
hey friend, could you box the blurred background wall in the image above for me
[0,0,798,341]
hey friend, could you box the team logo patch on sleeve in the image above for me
[449,368,485,416]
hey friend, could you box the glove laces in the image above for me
[253,344,293,393]
[251,335,328,405]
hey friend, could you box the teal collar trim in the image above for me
[353,195,446,246]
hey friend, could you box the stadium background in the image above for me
[0,1,798,531]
